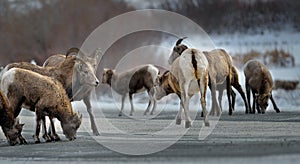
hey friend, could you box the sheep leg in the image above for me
[176,101,184,125]
[83,96,100,136]
[181,83,192,128]
[270,94,280,113]
[150,99,157,115]
[119,95,126,117]
[48,117,60,141]
[217,86,224,112]
[231,90,236,111]
[129,93,135,116]
[226,76,233,115]
[251,90,258,114]
[149,88,157,115]
[255,98,261,114]
[233,83,249,114]
[209,82,220,116]
[246,82,253,114]
[144,99,151,115]
[199,77,209,127]
[34,115,41,143]
[41,116,51,142]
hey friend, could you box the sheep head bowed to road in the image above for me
[0,91,25,145]
[244,60,280,114]
[1,68,82,143]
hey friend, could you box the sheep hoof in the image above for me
[204,122,210,127]
[150,112,154,115]
[229,110,233,116]
[185,121,191,128]
[201,112,204,117]
[176,119,182,125]
[93,131,100,136]
[129,113,133,116]
[43,134,52,142]
[275,109,280,113]
[34,139,41,144]
[52,134,61,141]
[118,112,122,117]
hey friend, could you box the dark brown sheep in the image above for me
[244,60,280,114]
[1,68,82,143]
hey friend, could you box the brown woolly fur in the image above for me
[102,65,159,116]
[2,55,76,94]
[244,60,280,114]
[1,68,81,142]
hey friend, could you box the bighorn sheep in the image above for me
[0,48,99,138]
[217,66,249,113]
[1,68,82,143]
[0,91,25,145]
[102,64,159,116]
[168,46,210,128]
[244,60,280,114]
[169,38,233,116]
[43,47,101,136]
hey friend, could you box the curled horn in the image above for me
[175,37,188,46]
[66,47,80,57]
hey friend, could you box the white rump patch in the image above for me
[1,68,16,96]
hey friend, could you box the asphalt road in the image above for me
[0,106,300,164]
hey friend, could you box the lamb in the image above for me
[0,91,25,145]
[217,66,249,113]
[43,47,101,136]
[244,60,280,114]
[1,68,82,143]
[102,64,159,116]
[169,38,233,116]
[167,46,210,128]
